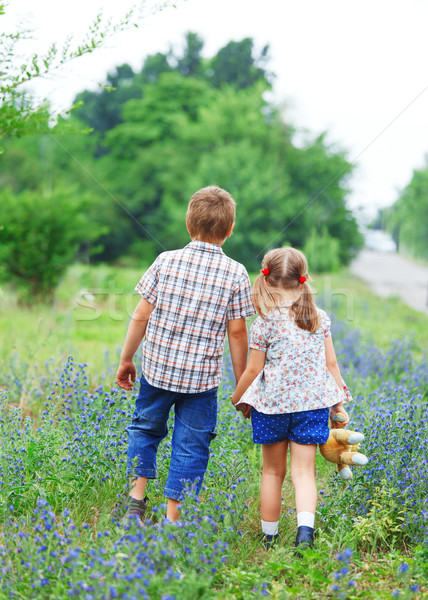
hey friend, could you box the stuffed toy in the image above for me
[319,414,368,480]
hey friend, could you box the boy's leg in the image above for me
[260,441,288,522]
[130,476,149,500]
[166,499,180,522]
[164,387,218,517]
[127,375,174,502]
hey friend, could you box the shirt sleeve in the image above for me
[226,270,256,320]
[319,310,332,338]
[135,257,159,305]
[249,317,268,352]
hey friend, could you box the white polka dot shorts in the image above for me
[251,407,330,445]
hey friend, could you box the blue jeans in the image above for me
[127,375,218,501]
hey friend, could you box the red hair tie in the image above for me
[299,276,307,284]
[261,268,270,276]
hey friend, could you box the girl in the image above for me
[231,247,350,549]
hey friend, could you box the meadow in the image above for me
[0,265,427,599]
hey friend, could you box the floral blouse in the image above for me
[238,303,350,415]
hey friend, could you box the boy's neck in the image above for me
[191,237,225,247]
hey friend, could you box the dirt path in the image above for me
[350,250,428,315]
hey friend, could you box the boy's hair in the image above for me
[186,186,236,243]
[253,247,320,333]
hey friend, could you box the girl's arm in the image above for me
[324,336,349,426]
[230,348,266,417]
[116,298,155,390]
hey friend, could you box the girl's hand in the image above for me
[329,403,349,428]
[235,403,251,419]
[116,361,136,390]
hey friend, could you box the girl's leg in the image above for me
[260,441,288,522]
[289,441,317,547]
[289,441,317,514]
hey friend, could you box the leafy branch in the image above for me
[0,1,179,137]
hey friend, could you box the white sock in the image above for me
[261,519,279,536]
[297,511,315,529]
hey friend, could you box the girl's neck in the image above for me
[280,290,300,304]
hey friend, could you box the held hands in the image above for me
[235,402,251,419]
[115,360,136,390]
[230,395,251,419]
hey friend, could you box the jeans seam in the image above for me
[174,412,216,434]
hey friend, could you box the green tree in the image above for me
[0,187,102,302]
[2,30,362,276]
[285,134,362,266]
[73,65,143,139]
[177,32,204,77]
[385,160,428,259]
[92,72,213,261]
[207,38,272,89]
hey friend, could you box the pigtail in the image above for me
[291,281,319,333]
[252,273,285,318]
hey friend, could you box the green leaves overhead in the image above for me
[1,31,363,291]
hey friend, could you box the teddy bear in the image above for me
[319,413,368,480]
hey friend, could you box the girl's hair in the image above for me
[253,247,319,333]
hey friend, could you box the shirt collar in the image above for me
[186,240,224,254]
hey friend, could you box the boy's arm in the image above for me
[227,318,249,384]
[116,298,155,390]
[325,336,349,426]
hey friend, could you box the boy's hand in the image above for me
[235,403,251,419]
[116,361,136,390]
[231,395,251,419]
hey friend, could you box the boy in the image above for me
[115,186,255,522]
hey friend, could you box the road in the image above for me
[350,250,428,315]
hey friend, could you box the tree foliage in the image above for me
[0,1,176,140]
[384,159,428,260]
[0,187,102,302]
[1,31,363,301]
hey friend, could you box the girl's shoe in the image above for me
[127,496,149,522]
[294,526,314,550]
[259,533,279,550]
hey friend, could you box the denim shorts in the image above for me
[127,374,218,501]
[251,406,330,445]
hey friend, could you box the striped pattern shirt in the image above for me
[135,241,255,393]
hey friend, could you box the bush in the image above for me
[0,187,103,303]
[303,227,341,273]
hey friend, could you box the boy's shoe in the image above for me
[259,533,279,550]
[294,526,314,552]
[127,496,149,522]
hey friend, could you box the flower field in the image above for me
[0,314,427,599]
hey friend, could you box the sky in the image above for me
[4,0,428,222]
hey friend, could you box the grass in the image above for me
[0,263,427,598]
[312,271,428,356]
[1,264,427,386]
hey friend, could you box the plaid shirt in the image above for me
[135,241,255,393]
